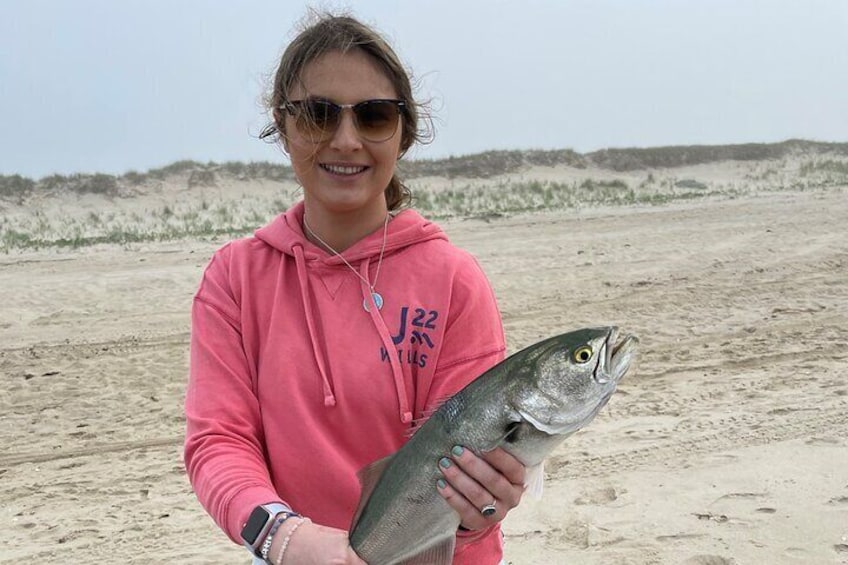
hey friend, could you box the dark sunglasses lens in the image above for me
[355,101,400,141]
[297,101,339,138]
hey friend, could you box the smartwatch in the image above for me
[241,502,289,558]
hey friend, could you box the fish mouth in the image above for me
[596,327,638,384]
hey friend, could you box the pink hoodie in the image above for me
[184,202,507,563]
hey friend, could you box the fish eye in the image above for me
[572,346,593,364]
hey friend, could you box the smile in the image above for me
[321,164,368,175]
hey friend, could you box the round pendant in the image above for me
[363,292,384,312]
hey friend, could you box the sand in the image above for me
[1,181,847,563]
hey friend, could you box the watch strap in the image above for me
[259,511,300,561]
[242,502,290,557]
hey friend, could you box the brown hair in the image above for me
[260,12,431,210]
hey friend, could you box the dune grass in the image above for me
[2,143,847,252]
[0,177,745,252]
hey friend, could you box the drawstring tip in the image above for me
[324,395,336,407]
[401,411,412,424]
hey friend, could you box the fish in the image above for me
[349,326,638,565]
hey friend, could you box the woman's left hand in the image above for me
[435,446,526,530]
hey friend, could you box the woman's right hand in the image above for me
[274,519,367,565]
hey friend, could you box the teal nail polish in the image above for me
[451,445,464,457]
[437,479,446,489]
[439,457,452,469]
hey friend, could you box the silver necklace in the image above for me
[303,212,389,312]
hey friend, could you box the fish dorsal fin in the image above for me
[351,454,394,530]
[524,461,545,499]
[397,534,455,565]
[405,414,433,439]
[404,398,450,438]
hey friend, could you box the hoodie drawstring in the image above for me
[293,244,337,408]
[360,258,413,424]
[293,245,412,424]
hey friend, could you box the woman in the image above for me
[184,13,525,564]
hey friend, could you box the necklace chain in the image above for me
[302,212,389,304]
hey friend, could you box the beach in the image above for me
[1,156,847,563]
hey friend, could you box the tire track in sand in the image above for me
[547,405,847,479]
[0,437,182,467]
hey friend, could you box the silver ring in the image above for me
[480,502,497,517]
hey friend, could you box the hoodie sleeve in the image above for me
[428,252,506,407]
[425,253,507,558]
[183,244,282,543]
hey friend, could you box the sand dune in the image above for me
[1,157,847,563]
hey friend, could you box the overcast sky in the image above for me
[2,0,846,179]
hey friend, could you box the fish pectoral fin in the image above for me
[524,461,545,499]
[397,534,456,565]
[351,453,394,530]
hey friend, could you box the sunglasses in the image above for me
[282,98,406,143]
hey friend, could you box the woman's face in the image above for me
[284,49,402,225]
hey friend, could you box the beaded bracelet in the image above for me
[260,512,299,562]
[274,516,310,565]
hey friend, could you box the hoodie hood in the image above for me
[254,201,448,423]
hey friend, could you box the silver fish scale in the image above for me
[349,327,637,565]
[351,387,510,563]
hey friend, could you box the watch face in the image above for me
[241,506,269,545]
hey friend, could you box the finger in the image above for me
[440,451,496,507]
[448,446,519,507]
[437,451,517,531]
[436,474,492,530]
[481,447,527,487]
